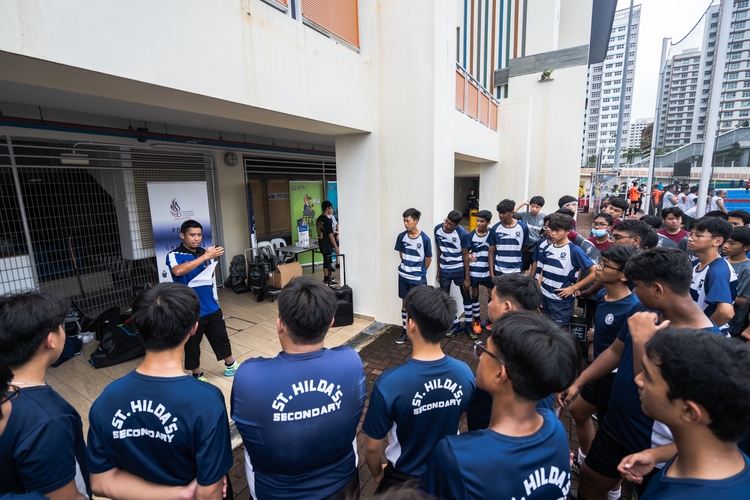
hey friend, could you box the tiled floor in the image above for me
[45,266,375,441]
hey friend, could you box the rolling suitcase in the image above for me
[331,254,354,327]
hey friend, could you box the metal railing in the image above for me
[456,64,498,131]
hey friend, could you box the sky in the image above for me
[621,0,718,121]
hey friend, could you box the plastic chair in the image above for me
[271,238,295,263]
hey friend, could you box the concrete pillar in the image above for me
[741,149,749,168]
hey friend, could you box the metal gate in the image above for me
[244,154,336,240]
[0,137,220,317]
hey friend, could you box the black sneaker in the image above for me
[395,331,408,344]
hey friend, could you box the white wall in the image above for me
[0,0,372,135]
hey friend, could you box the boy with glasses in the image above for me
[434,210,471,337]
[419,311,579,500]
[570,246,639,500]
[0,293,90,500]
[688,217,738,330]
[562,249,721,499]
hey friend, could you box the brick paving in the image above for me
[227,325,585,499]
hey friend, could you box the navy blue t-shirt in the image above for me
[0,385,90,498]
[231,347,366,500]
[593,289,640,358]
[466,391,554,431]
[419,409,572,499]
[606,312,722,454]
[642,453,750,499]
[87,371,232,487]
[362,356,475,476]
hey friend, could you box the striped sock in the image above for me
[453,317,460,325]
[464,304,473,323]
[402,310,407,328]
[472,298,480,319]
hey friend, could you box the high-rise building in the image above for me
[656,2,750,150]
[628,117,652,148]
[581,4,641,167]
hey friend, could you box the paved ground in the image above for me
[227,324,584,499]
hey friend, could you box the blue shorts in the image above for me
[398,276,426,299]
[438,273,464,289]
[470,277,494,290]
[541,295,574,326]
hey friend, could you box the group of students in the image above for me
[3,195,750,500]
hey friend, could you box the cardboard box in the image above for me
[269,262,303,289]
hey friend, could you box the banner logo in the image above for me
[170,199,182,217]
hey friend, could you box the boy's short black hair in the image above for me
[278,277,337,344]
[689,185,699,193]
[642,229,660,250]
[728,210,750,226]
[593,212,613,226]
[555,208,576,218]
[645,328,750,442]
[692,217,732,244]
[543,214,555,225]
[446,210,463,224]
[180,219,202,234]
[492,274,542,311]
[0,292,70,369]
[624,248,693,295]
[548,214,575,232]
[0,360,10,422]
[321,200,332,211]
[489,311,579,401]
[404,286,457,344]
[703,210,729,220]
[403,208,421,221]
[476,210,493,223]
[496,199,516,214]
[608,197,630,212]
[640,215,662,230]
[614,219,652,248]
[558,195,577,208]
[132,283,200,352]
[530,196,545,207]
[661,207,684,219]
[729,226,750,247]
[601,244,638,269]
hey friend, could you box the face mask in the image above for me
[591,229,608,237]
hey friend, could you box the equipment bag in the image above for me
[89,321,145,368]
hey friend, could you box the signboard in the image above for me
[289,181,323,265]
[147,182,212,283]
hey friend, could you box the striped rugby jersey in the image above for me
[537,242,594,301]
[466,229,491,280]
[434,223,469,277]
[488,220,529,274]
[395,230,433,283]
[532,238,552,280]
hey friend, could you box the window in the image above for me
[594,66,602,73]
[730,73,740,79]
[705,70,712,76]
[724,112,735,118]
[733,52,743,60]
[588,133,597,138]
[736,32,746,40]
[734,43,744,49]
[606,64,614,69]
[604,89,611,94]
[593,83,601,89]
[726,102,736,108]
[744,101,750,107]
[728,92,737,98]
[745,81,750,87]
[593,75,602,81]
[736,22,747,29]
[739,11,749,20]
[741,110,750,116]
[730,62,741,69]
[723,122,733,127]
[729,82,739,88]
[605,72,612,77]
[614,80,622,85]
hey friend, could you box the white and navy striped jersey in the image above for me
[538,242,594,301]
[466,230,491,280]
[691,257,738,319]
[395,230,433,283]
[532,238,552,280]
[434,224,468,277]
[488,221,529,274]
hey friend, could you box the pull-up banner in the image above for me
[147,182,212,283]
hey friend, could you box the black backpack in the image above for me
[89,321,145,368]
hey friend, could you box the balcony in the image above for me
[456,64,498,131]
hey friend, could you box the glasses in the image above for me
[473,341,505,365]
[0,386,19,406]
[597,261,623,272]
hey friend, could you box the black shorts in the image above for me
[398,276,426,299]
[579,372,616,424]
